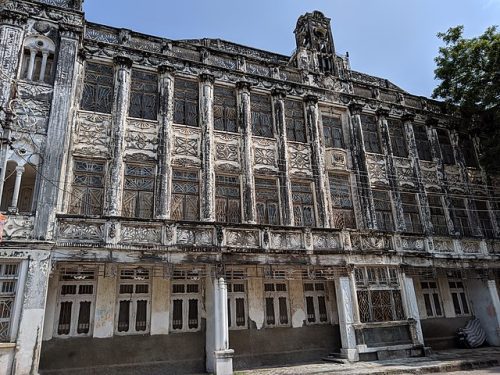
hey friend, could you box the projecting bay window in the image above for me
[401,192,423,233]
[285,99,306,143]
[361,114,382,154]
[226,269,247,329]
[428,194,449,235]
[329,173,356,229]
[264,281,290,327]
[388,119,408,157]
[55,267,96,337]
[291,181,315,227]
[215,175,241,223]
[450,198,472,236]
[449,277,470,316]
[0,263,19,342]
[255,177,280,225]
[171,170,200,221]
[171,270,202,332]
[80,62,114,114]
[116,268,151,335]
[68,159,105,216]
[304,282,329,324]
[128,69,158,120]
[437,129,455,165]
[251,93,273,138]
[413,125,432,161]
[355,267,405,323]
[373,190,394,231]
[174,78,199,127]
[214,85,237,132]
[122,164,155,219]
[322,115,344,148]
[420,280,443,318]
[473,200,494,238]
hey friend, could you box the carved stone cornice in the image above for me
[348,102,364,115]
[236,81,252,91]
[0,10,28,27]
[271,87,286,99]
[199,72,215,83]
[376,107,390,118]
[113,55,133,69]
[401,112,416,123]
[59,23,83,39]
[158,64,175,75]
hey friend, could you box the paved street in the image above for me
[443,368,500,374]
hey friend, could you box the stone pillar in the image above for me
[272,88,294,226]
[289,277,306,327]
[199,73,216,221]
[437,276,456,318]
[238,81,256,224]
[14,251,52,375]
[401,274,424,345]
[213,278,234,375]
[93,264,117,338]
[150,274,170,335]
[42,270,59,341]
[155,65,175,219]
[468,279,500,346]
[206,273,216,372]
[106,55,132,216]
[335,276,358,361]
[305,95,330,228]
[39,51,49,82]
[8,165,24,212]
[348,103,376,229]
[34,25,81,240]
[247,266,264,329]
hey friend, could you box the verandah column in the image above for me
[335,276,359,362]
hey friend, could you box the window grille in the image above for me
[171,170,199,221]
[174,78,199,127]
[251,93,273,138]
[411,125,432,161]
[473,200,494,238]
[81,62,114,113]
[448,279,470,316]
[20,38,55,83]
[373,190,394,231]
[401,193,423,233]
[450,198,471,236]
[428,194,448,235]
[329,173,356,229]
[255,177,280,225]
[122,164,155,219]
[128,69,158,120]
[171,277,201,332]
[214,86,237,132]
[264,281,290,327]
[459,136,478,167]
[215,175,241,223]
[437,129,455,165]
[285,100,306,143]
[303,282,329,324]
[0,263,19,342]
[69,160,105,216]
[361,115,381,154]
[116,268,151,334]
[388,119,408,157]
[322,116,344,148]
[355,266,404,323]
[56,267,96,337]
[291,181,315,227]
[226,270,247,329]
[420,280,443,318]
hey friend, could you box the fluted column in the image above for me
[9,165,24,212]
[377,107,405,231]
[305,95,330,227]
[237,81,256,224]
[272,88,294,226]
[200,73,216,221]
[348,102,376,229]
[34,25,81,239]
[155,65,175,219]
[106,56,132,216]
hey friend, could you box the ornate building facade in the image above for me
[0,1,499,374]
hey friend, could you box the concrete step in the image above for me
[322,352,350,364]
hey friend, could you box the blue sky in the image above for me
[83,0,499,98]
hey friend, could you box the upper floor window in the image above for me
[401,192,423,233]
[171,170,199,221]
[0,263,19,342]
[174,78,198,127]
[388,119,408,157]
[122,164,155,219]
[215,175,241,223]
[251,93,273,138]
[361,115,381,154]
[128,69,158,120]
[420,280,443,318]
[459,136,478,168]
[69,159,105,216]
[304,282,329,324]
[413,125,432,161]
[20,35,55,84]
[291,181,315,227]
[285,100,306,143]
[473,200,494,238]
[255,177,280,225]
[322,116,344,148]
[329,173,356,229]
[81,62,114,114]
[428,194,449,236]
[264,281,290,327]
[437,129,455,165]
[373,190,394,231]
[450,197,471,236]
[214,86,237,132]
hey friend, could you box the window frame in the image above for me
[0,262,21,343]
[448,279,471,317]
[263,280,290,328]
[173,77,199,127]
[255,177,281,226]
[122,163,155,219]
[128,68,159,121]
[361,114,382,154]
[68,159,105,216]
[171,169,200,221]
[226,269,248,330]
[372,190,394,232]
[437,129,455,165]
[214,85,238,133]
[251,93,274,138]
[285,99,307,143]
[450,197,472,236]
[322,115,344,149]
[215,174,242,224]
[303,281,330,325]
[428,194,449,236]
[170,270,202,333]
[401,192,423,234]
[420,280,443,318]
[413,124,433,161]
[329,173,356,229]
[291,181,316,227]
[80,62,115,114]
[388,119,408,158]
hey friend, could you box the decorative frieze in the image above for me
[121,225,162,244]
[312,232,341,251]
[57,220,104,242]
[225,229,259,248]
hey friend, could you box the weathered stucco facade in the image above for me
[0,1,499,374]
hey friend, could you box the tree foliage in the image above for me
[432,25,500,174]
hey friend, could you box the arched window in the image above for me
[20,35,56,84]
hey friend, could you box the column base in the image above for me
[214,349,234,375]
[341,348,359,362]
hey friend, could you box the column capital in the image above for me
[59,23,83,39]
[426,117,439,127]
[15,165,25,174]
[401,112,416,123]
[236,80,252,91]
[199,73,215,84]
[271,87,286,99]
[158,64,176,75]
[376,107,391,118]
[113,55,133,69]
[348,102,364,115]
[304,94,319,105]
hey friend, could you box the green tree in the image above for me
[432,25,500,174]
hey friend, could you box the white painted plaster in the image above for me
[93,266,116,338]
[150,275,170,335]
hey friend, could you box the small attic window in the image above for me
[20,35,56,84]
